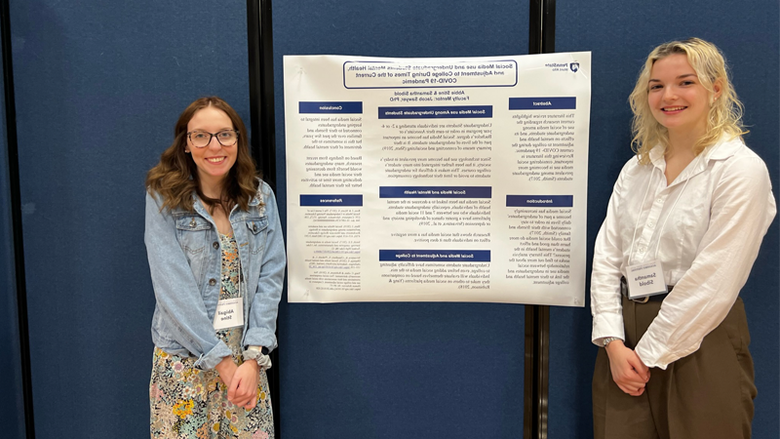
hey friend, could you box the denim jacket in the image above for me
[145,181,286,370]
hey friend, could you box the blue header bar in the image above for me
[509,97,576,110]
[380,186,492,198]
[379,250,491,262]
[300,194,363,207]
[378,105,492,119]
[299,102,363,114]
[506,195,573,207]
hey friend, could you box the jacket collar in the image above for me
[249,190,261,207]
[188,179,264,215]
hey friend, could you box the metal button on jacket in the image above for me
[208,278,217,286]
[212,241,219,249]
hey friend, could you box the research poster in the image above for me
[284,53,590,305]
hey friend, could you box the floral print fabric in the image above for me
[150,233,274,438]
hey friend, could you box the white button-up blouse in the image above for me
[591,135,776,369]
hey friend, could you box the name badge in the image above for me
[213,297,244,330]
[626,260,667,299]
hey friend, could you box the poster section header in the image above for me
[300,194,363,206]
[379,250,491,262]
[509,97,576,110]
[343,60,518,89]
[380,186,491,198]
[379,105,492,119]
[300,102,363,114]
[506,195,573,207]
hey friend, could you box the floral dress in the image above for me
[150,233,274,439]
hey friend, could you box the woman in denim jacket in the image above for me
[145,96,285,438]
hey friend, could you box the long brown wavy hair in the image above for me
[146,97,261,213]
[629,38,747,164]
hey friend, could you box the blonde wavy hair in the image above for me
[146,97,261,213]
[629,37,747,164]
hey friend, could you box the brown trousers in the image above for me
[593,296,756,439]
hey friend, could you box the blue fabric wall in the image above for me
[1,0,776,438]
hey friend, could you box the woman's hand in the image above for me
[605,340,650,396]
[228,360,260,409]
[215,356,238,389]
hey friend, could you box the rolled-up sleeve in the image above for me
[243,184,286,352]
[591,165,630,345]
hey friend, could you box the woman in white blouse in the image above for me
[590,38,775,439]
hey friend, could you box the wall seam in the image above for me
[1,0,35,437]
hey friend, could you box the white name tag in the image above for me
[213,297,244,330]
[626,260,667,299]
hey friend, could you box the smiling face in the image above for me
[185,106,238,191]
[647,53,721,139]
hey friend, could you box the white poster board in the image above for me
[283,53,590,305]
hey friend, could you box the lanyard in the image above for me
[213,233,245,330]
[627,154,701,265]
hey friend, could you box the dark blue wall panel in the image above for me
[272,1,530,437]
[1,21,25,439]
[552,1,780,438]
[10,0,250,437]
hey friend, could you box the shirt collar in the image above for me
[648,144,666,169]
[702,134,743,162]
[647,134,743,185]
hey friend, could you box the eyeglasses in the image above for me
[186,130,239,148]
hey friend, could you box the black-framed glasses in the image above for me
[186,130,239,148]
